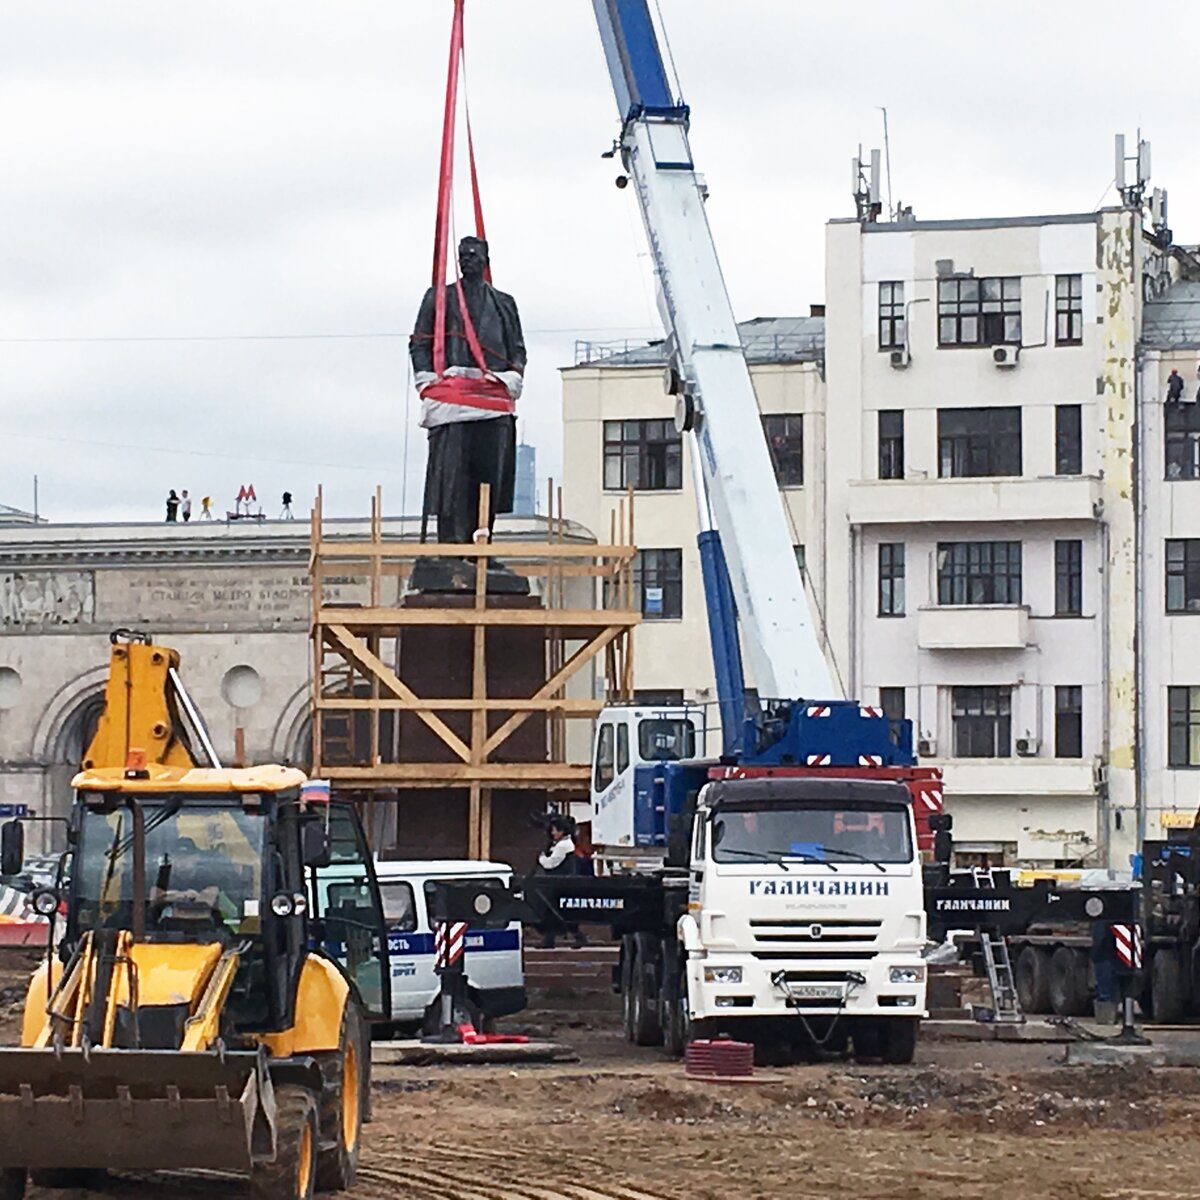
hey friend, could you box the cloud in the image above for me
[0,0,1197,523]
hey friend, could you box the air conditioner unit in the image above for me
[992,344,1020,368]
[917,737,936,757]
[889,347,911,370]
[1016,736,1039,757]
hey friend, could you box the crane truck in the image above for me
[432,0,943,1065]
[0,632,392,1200]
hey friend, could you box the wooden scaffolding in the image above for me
[309,486,640,859]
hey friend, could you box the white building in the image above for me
[561,180,1200,869]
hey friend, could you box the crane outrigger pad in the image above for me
[0,1047,277,1172]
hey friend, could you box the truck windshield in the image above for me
[74,801,266,935]
[638,718,695,761]
[711,802,912,866]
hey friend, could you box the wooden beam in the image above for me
[323,624,472,764]
[482,625,622,758]
[315,697,604,713]
[318,608,640,628]
[323,762,590,784]
[314,540,636,560]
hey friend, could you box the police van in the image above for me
[372,859,526,1036]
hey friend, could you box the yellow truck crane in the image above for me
[0,631,390,1199]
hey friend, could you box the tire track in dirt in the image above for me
[358,1156,674,1200]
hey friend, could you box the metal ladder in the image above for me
[972,867,1025,1024]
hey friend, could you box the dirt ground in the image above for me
[5,953,1200,1199]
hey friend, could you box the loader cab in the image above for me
[64,782,390,1036]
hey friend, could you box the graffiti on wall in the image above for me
[0,572,96,628]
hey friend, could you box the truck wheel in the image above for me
[630,932,663,1046]
[1015,946,1051,1013]
[661,955,686,1058]
[881,1018,919,1064]
[620,937,636,1042]
[1152,949,1188,1025]
[851,1021,884,1060]
[1048,947,1090,1016]
[314,1003,365,1192]
[0,1169,25,1200]
[251,1085,318,1200]
[677,966,715,1043]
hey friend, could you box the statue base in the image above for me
[409,556,530,596]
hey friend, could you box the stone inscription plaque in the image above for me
[98,569,372,625]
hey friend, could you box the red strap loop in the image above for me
[431,0,490,379]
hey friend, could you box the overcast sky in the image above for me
[2,1,1198,525]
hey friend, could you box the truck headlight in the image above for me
[704,966,742,985]
[889,966,925,984]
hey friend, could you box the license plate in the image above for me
[787,984,844,1001]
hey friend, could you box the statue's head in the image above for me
[458,236,489,281]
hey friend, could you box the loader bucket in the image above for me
[0,1047,276,1173]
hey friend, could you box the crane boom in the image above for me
[592,0,837,704]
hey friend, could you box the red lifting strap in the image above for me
[431,0,491,380]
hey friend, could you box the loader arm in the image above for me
[83,631,219,771]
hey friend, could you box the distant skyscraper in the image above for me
[513,443,537,516]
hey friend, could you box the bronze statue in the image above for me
[410,236,526,549]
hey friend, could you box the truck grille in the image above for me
[753,950,877,961]
[749,917,881,949]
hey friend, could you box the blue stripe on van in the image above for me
[387,929,520,955]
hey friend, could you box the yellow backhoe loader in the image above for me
[0,631,390,1199]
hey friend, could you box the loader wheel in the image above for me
[251,1085,317,1200]
[0,1168,25,1200]
[315,1003,366,1192]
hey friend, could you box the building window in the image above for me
[633,548,682,619]
[1055,405,1082,475]
[762,414,804,487]
[878,410,904,479]
[880,687,906,746]
[938,407,1021,477]
[1165,403,1200,480]
[952,686,1012,757]
[1166,539,1200,613]
[878,543,905,616]
[878,282,905,350]
[1055,686,1082,758]
[937,541,1022,605]
[1055,274,1084,345]
[938,276,1021,346]
[634,689,685,706]
[794,545,806,576]
[1055,539,1083,616]
[603,419,682,491]
[1168,686,1200,767]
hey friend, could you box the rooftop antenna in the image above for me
[1115,130,1151,208]
[851,145,882,224]
[877,107,894,220]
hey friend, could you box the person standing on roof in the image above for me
[180,490,192,523]
[1167,368,1185,403]
[165,490,180,523]
[409,236,526,546]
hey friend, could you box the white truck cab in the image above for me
[591,704,700,869]
[680,777,927,1061]
[323,859,526,1037]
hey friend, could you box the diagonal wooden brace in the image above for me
[324,624,472,764]
[482,625,623,759]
